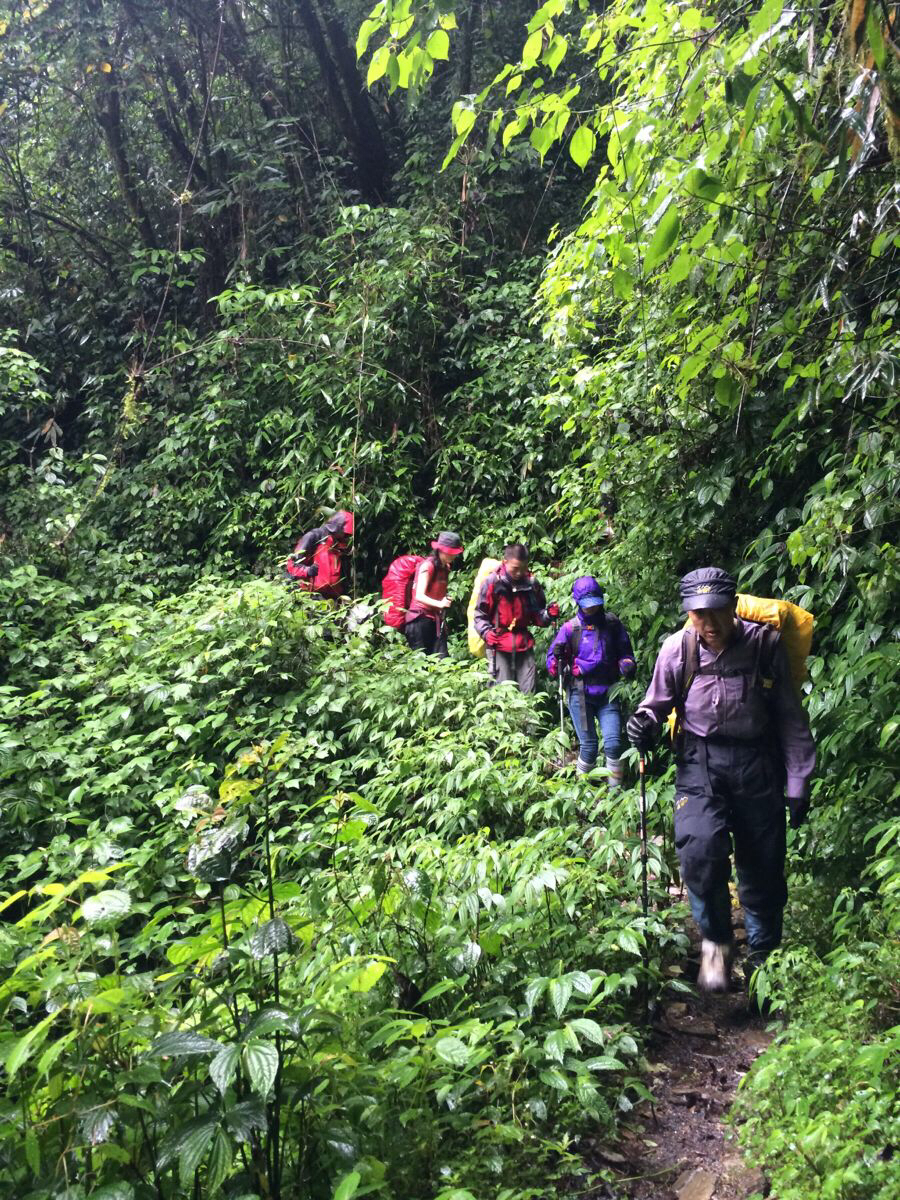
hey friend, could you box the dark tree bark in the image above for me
[459,0,484,96]
[94,68,158,248]
[313,0,392,199]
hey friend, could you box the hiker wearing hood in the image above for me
[547,577,636,784]
[473,544,558,692]
[285,510,354,598]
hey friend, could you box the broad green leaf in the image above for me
[569,1017,606,1046]
[667,252,693,284]
[248,916,293,958]
[25,1129,40,1176]
[81,1107,116,1145]
[522,29,543,67]
[207,1128,232,1193]
[570,125,595,170]
[80,888,131,923]
[583,1055,626,1071]
[334,1171,361,1200]
[348,959,387,992]
[434,1035,469,1066]
[644,205,680,272]
[224,1099,267,1143]
[356,19,377,61]
[91,1186,135,1200]
[367,45,390,87]
[243,1040,279,1098]
[454,107,476,136]
[530,123,556,162]
[548,976,572,1018]
[210,1044,241,1095]
[426,30,449,61]
[684,168,722,201]
[178,1119,217,1187]
[616,928,642,956]
[5,1012,55,1079]
[525,977,546,1013]
[149,1031,222,1058]
[542,34,568,74]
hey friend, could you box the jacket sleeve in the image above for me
[615,620,636,676]
[530,578,550,627]
[634,635,682,730]
[546,621,569,673]
[770,637,816,798]
[472,575,495,639]
[288,527,321,577]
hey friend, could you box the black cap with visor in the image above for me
[679,566,737,612]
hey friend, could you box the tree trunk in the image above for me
[94,68,158,248]
[314,0,392,200]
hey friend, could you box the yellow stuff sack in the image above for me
[734,593,814,688]
[467,557,502,658]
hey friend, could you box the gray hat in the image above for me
[431,531,464,555]
[679,566,737,611]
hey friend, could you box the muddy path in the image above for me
[585,919,775,1200]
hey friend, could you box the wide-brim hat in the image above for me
[431,531,464,555]
[680,566,737,611]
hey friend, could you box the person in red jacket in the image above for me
[473,544,558,692]
[285,510,354,599]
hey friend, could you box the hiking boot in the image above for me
[576,757,593,775]
[697,939,732,992]
[605,755,624,788]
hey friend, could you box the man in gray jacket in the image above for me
[627,567,815,991]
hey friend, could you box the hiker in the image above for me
[626,567,816,992]
[546,576,636,784]
[285,510,354,598]
[403,531,464,657]
[473,544,558,692]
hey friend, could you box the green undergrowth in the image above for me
[0,568,688,1200]
[734,814,900,1200]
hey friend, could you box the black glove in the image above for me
[620,660,636,681]
[787,795,810,829]
[305,563,319,579]
[626,710,657,752]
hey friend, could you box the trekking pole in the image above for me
[558,667,566,736]
[638,755,649,922]
[638,752,651,1019]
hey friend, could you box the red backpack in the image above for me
[381,555,423,628]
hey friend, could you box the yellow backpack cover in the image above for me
[467,557,502,658]
[733,593,814,687]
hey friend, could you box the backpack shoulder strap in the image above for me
[570,621,583,658]
[674,629,700,735]
[756,623,780,692]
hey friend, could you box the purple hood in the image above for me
[572,575,604,608]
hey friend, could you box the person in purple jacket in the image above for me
[626,567,816,993]
[547,576,636,785]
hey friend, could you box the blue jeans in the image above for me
[567,692,622,765]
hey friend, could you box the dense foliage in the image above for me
[2,0,899,1197]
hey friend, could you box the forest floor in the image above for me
[584,912,776,1200]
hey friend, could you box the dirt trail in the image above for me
[585,919,775,1200]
